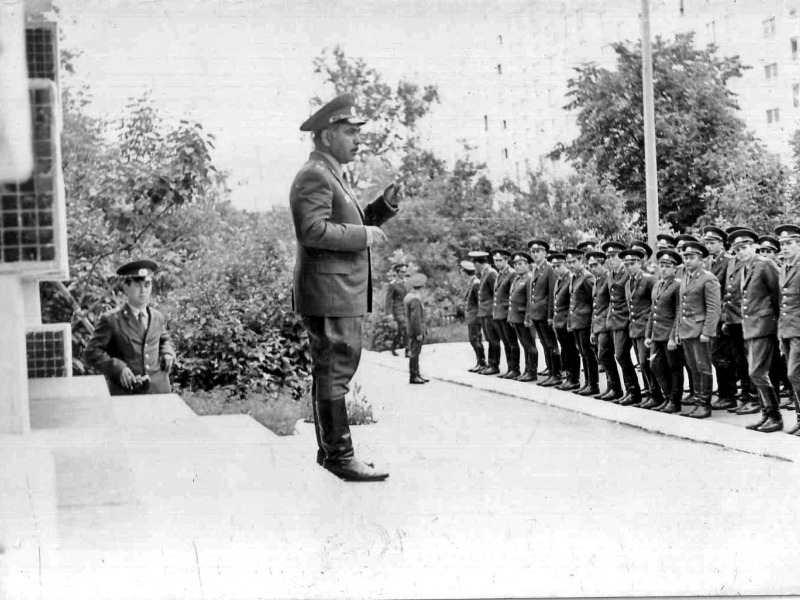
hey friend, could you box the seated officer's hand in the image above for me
[161,355,174,372]
[120,367,135,390]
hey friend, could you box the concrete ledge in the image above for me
[365,346,800,464]
[29,375,108,400]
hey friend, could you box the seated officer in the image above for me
[84,260,175,395]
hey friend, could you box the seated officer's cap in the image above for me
[620,248,645,260]
[548,252,567,262]
[562,248,584,259]
[629,240,653,258]
[585,250,607,261]
[408,272,427,288]
[527,239,550,252]
[459,260,475,271]
[775,223,800,240]
[601,241,626,254]
[758,235,780,252]
[511,251,533,264]
[656,249,683,265]
[702,226,727,243]
[656,233,676,247]
[576,239,596,251]
[681,240,709,258]
[299,93,367,132]
[728,228,759,249]
[116,259,157,280]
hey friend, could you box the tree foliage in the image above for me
[552,33,750,230]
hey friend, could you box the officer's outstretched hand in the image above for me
[120,367,135,390]
[383,180,405,206]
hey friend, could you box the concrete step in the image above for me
[201,413,280,443]
[28,375,108,400]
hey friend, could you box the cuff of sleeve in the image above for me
[366,227,373,247]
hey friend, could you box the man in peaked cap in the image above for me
[656,233,676,250]
[775,223,800,435]
[758,235,780,261]
[645,249,684,413]
[577,239,597,253]
[526,239,562,386]
[565,248,599,396]
[729,228,784,432]
[551,251,581,391]
[85,260,175,396]
[404,273,429,385]
[492,248,521,379]
[675,241,720,419]
[461,259,486,373]
[509,251,539,382]
[385,262,409,356]
[588,250,622,400]
[702,226,737,411]
[602,241,642,406]
[471,250,502,375]
[290,92,405,482]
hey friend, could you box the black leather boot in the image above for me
[316,399,388,481]
[619,388,643,406]
[756,388,784,433]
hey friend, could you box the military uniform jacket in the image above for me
[645,276,680,342]
[477,267,498,318]
[740,255,780,340]
[84,304,175,395]
[384,280,407,321]
[591,270,611,335]
[674,268,721,340]
[526,262,556,322]
[552,272,572,330]
[465,277,480,325]
[626,271,655,339]
[507,272,530,325]
[567,268,594,331]
[404,291,426,338]
[290,150,398,317]
[779,254,800,339]
[492,265,517,320]
[606,268,631,331]
[722,258,745,325]
[706,252,731,294]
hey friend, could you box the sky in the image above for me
[59,0,549,211]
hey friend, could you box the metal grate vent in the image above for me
[26,326,70,378]
[25,24,58,82]
[0,81,59,266]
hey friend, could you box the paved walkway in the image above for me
[2,345,799,599]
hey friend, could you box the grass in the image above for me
[181,388,303,436]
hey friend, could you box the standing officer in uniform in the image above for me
[588,250,621,400]
[527,239,561,387]
[552,251,580,390]
[492,248,520,379]
[404,273,428,385]
[603,241,641,406]
[675,241,720,419]
[509,251,539,382]
[472,251,501,375]
[566,248,598,396]
[621,246,659,408]
[729,229,784,433]
[385,263,409,356]
[776,223,800,435]
[461,260,486,373]
[290,93,403,482]
[645,249,684,413]
[85,259,175,396]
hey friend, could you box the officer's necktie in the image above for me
[137,311,146,334]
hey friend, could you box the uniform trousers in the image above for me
[745,335,776,390]
[572,328,598,388]
[596,331,621,392]
[533,319,560,373]
[467,321,485,364]
[780,338,800,396]
[513,322,539,374]
[681,338,713,401]
[407,335,423,376]
[303,315,362,400]
[612,328,640,393]
[726,323,756,397]
[632,336,655,393]
[710,326,737,399]
[481,316,501,368]
[649,340,684,402]
[556,326,580,382]
[496,319,521,372]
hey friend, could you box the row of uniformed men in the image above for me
[459,223,800,436]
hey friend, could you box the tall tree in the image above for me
[551,33,749,230]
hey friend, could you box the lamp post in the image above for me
[641,0,659,248]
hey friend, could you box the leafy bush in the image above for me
[301,380,377,426]
[363,312,397,352]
